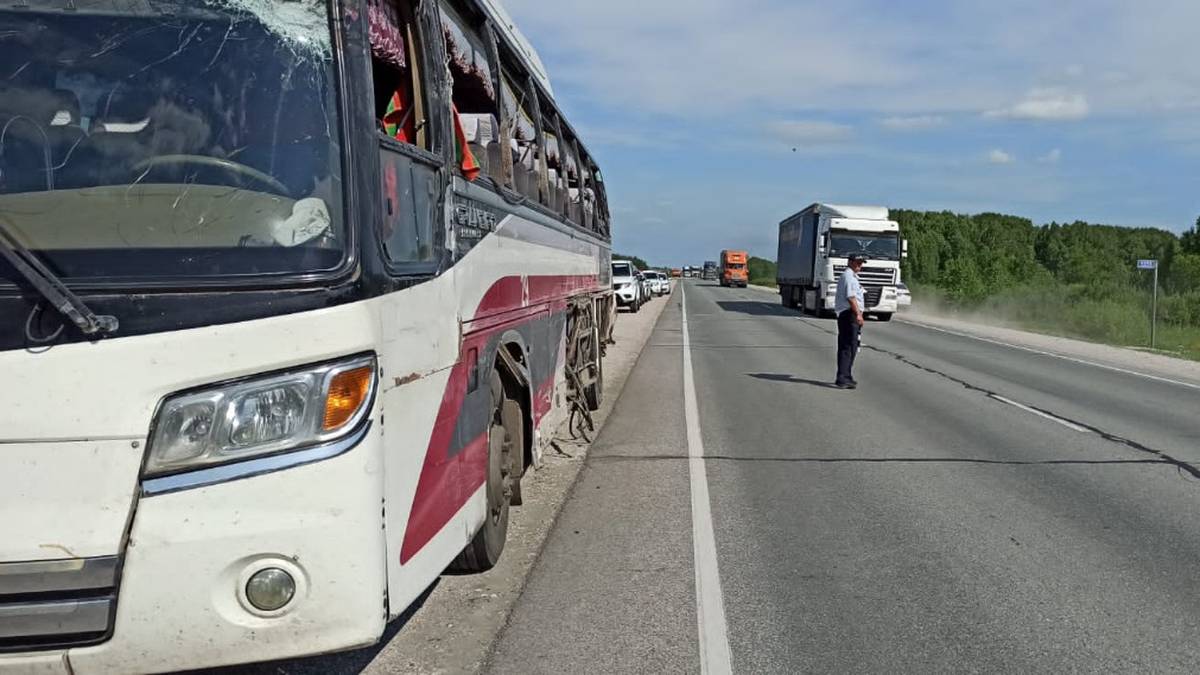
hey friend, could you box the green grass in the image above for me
[909,282,1200,361]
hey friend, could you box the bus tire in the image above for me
[452,369,512,572]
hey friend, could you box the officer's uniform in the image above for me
[834,257,866,387]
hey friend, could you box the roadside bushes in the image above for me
[895,210,1200,358]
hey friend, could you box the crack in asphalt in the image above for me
[591,454,1172,467]
[791,315,1200,481]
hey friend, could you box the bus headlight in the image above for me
[144,355,376,477]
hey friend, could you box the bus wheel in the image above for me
[453,369,512,572]
[583,322,604,411]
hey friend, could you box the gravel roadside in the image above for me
[204,289,672,675]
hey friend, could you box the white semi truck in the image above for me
[776,203,907,321]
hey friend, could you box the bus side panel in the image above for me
[382,190,608,615]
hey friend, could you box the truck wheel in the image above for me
[452,369,512,572]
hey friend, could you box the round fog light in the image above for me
[245,567,296,612]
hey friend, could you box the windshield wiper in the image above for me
[0,222,119,337]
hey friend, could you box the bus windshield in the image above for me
[830,230,900,261]
[0,1,344,283]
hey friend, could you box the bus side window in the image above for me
[372,0,440,266]
[439,1,497,181]
[561,136,581,224]
[501,73,538,200]
[542,126,560,211]
[369,0,425,149]
[593,168,611,237]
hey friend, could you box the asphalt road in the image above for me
[487,279,1200,673]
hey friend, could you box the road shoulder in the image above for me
[485,289,699,674]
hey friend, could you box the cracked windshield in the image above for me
[3,1,1200,674]
[0,0,343,280]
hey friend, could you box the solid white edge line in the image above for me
[988,394,1092,433]
[901,319,1200,392]
[681,283,734,675]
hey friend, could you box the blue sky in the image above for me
[504,0,1200,265]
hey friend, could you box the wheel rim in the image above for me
[487,416,510,525]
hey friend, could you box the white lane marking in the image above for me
[901,319,1200,392]
[988,394,1092,433]
[681,284,734,675]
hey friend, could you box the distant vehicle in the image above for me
[720,250,749,287]
[636,271,654,300]
[897,282,912,308]
[777,203,907,321]
[648,271,670,296]
[702,261,718,280]
[612,261,645,312]
[670,268,682,278]
[681,266,694,278]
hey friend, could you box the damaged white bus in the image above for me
[0,0,612,671]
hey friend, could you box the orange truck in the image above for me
[720,250,749,287]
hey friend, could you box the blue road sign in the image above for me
[1137,259,1158,270]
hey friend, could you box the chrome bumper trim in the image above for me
[0,556,118,596]
[141,420,372,497]
[0,598,112,640]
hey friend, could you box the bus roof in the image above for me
[476,0,554,97]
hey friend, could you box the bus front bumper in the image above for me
[1,424,387,674]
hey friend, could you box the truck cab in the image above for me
[777,204,907,320]
[720,250,749,287]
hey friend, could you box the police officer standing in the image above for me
[834,254,867,389]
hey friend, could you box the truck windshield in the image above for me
[0,1,344,284]
[830,230,900,260]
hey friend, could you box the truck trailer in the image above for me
[776,204,906,321]
[720,250,749,287]
[702,261,718,280]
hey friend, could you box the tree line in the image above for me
[896,210,1200,353]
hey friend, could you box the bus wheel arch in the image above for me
[494,339,533,506]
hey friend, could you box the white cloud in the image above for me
[1038,148,1063,163]
[987,149,1015,164]
[986,89,1090,121]
[504,0,1200,118]
[766,120,853,145]
[879,115,946,131]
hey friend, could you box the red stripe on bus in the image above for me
[399,274,597,564]
[533,374,554,425]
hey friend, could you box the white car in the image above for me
[637,272,654,301]
[612,261,645,312]
[655,272,671,296]
[897,282,912,308]
[644,271,668,296]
